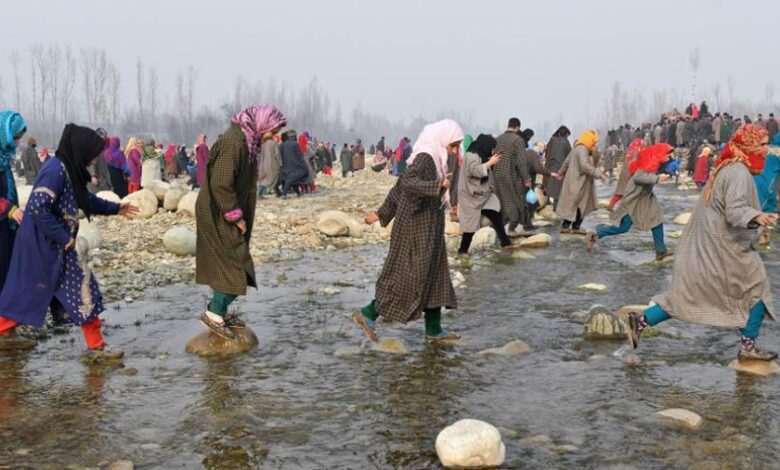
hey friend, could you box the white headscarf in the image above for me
[406,119,464,207]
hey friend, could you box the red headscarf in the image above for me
[624,138,645,166]
[298,134,309,155]
[629,144,673,175]
[704,124,769,203]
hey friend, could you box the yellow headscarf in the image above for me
[124,137,137,158]
[574,130,599,150]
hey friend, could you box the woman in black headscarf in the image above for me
[0,124,138,361]
[543,126,572,209]
[456,134,514,255]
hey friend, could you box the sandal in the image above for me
[200,312,236,340]
[352,311,379,342]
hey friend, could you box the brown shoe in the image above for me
[200,312,236,340]
[352,311,379,342]
[655,251,673,262]
[585,232,597,252]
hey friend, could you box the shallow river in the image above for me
[2,184,779,469]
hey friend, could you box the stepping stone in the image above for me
[657,408,703,429]
[370,337,407,354]
[185,327,259,357]
[579,283,607,292]
[674,212,691,225]
[477,339,532,356]
[728,359,780,377]
[583,305,628,339]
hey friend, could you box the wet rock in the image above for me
[583,305,628,339]
[657,408,703,429]
[471,227,496,249]
[451,271,466,289]
[370,337,407,354]
[445,220,462,236]
[622,353,641,366]
[674,212,692,225]
[122,189,158,219]
[511,250,536,260]
[185,327,259,357]
[176,191,198,217]
[579,283,607,292]
[728,359,780,376]
[109,461,134,470]
[519,233,552,248]
[78,219,102,250]
[334,346,363,358]
[118,367,139,377]
[436,419,505,469]
[553,445,580,454]
[477,339,532,356]
[96,190,121,203]
[668,230,683,239]
[163,189,184,211]
[346,219,364,238]
[534,220,553,227]
[537,205,558,221]
[317,210,352,237]
[162,227,196,256]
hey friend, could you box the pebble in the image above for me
[109,461,135,470]
[657,408,703,428]
[334,346,363,358]
[436,419,505,469]
[370,337,407,354]
[579,283,607,292]
[476,339,532,356]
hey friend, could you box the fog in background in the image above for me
[3,0,778,146]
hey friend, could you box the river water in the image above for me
[1,184,779,469]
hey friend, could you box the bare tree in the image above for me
[726,76,736,110]
[136,59,145,130]
[689,48,700,101]
[9,50,22,112]
[147,67,159,133]
[109,66,121,125]
[60,47,77,123]
[765,83,776,108]
[713,83,721,113]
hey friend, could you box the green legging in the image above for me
[208,290,238,317]
[362,300,443,336]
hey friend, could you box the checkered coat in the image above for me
[653,164,774,327]
[493,131,530,224]
[196,124,258,295]
[374,153,456,322]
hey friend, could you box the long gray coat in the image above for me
[613,170,662,230]
[493,131,529,224]
[543,136,572,201]
[653,164,774,327]
[457,152,500,233]
[257,139,282,188]
[375,153,456,323]
[21,146,40,185]
[556,145,600,221]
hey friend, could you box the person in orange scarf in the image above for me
[556,130,604,233]
[625,125,778,361]
[607,138,645,211]
[585,144,673,260]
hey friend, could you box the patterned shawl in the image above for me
[231,105,287,163]
[705,124,769,203]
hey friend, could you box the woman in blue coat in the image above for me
[0,124,138,361]
[0,111,26,295]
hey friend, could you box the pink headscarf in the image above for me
[407,119,464,206]
[231,105,287,162]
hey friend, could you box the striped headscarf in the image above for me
[231,105,287,163]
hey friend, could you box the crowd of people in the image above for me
[0,100,779,366]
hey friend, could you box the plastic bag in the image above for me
[525,188,538,204]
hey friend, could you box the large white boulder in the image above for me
[436,419,506,469]
[149,180,171,202]
[121,189,158,219]
[177,191,199,217]
[96,191,121,203]
[163,189,184,211]
[162,227,196,256]
[471,227,497,249]
[317,210,351,237]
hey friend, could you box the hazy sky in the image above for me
[4,0,779,131]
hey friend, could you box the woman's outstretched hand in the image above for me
[118,202,140,218]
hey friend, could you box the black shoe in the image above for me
[200,312,236,340]
[627,312,641,349]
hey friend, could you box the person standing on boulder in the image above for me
[625,125,778,362]
[196,105,286,339]
[556,130,604,234]
[354,119,463,345]
[585,144,674,261]
[0,124,139,359]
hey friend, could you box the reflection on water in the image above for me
[1,184,780,468]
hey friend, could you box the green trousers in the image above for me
[208,290,238,317]
[362,300,443,336]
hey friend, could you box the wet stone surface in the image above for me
[1,182,780,468]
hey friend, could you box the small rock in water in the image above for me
[668,230,683,239]
[185,327,259,357]
[657,408,703,429]
[674,212,692,225]
[370,337,407,354]
[334,346,363,358]
[583,305,628,339]
[519,233,552,248]
[436,419,505,469]
[511,250,536,260]
[579,283,607,292]
[109,461,134,470]
[622,353,641,366]
[471,227,497,249]
[728,359,780,377]
[476,339,532,356]
[322,287,341,296]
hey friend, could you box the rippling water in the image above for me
[1,184,779,469]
